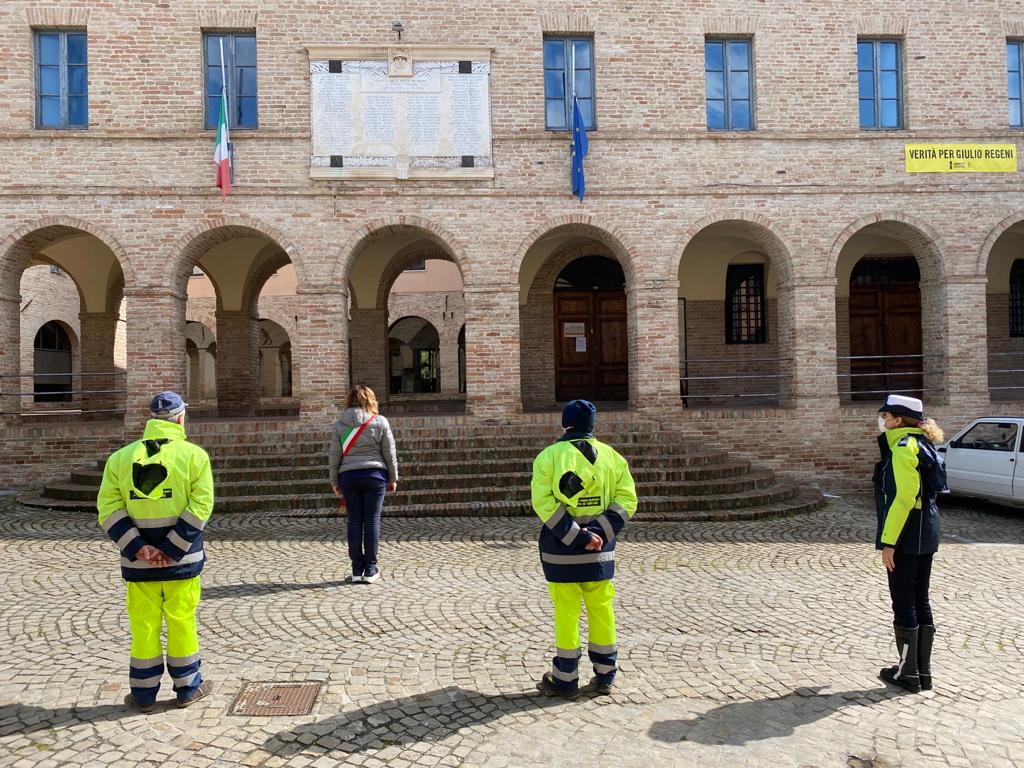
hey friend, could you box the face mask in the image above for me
[877,415,888,433]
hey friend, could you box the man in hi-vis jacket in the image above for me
[532,400,638,698]
[97,392,214,712]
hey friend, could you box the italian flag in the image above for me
[214,89,231,197]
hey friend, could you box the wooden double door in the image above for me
[554,291,629,401]
[848,257,923,399]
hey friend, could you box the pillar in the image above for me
[0,292,20,421]
[215,309,260,417]
[348,307,388,400]
[627,280,682,412]
[464,286,522,420]
[439,328,460,395]
[778,278,840,408]
[123,289,186,434]
[78,311,121,414]
[939,275,990,409]
[294,287,348,418]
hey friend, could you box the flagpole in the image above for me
[570,41,576,100]
[219,38,228,115]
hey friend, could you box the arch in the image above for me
[375,246,462,311]
[387,315,441,395]
[673,211,795,286]
[168,215,305,294]
[334,217,469,286]
[513,215,639,291]
[0,216,134,289]
[239,245,295,313]
[978,209,1024,274]
[826,212,946,281]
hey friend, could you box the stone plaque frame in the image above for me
[306,44,495,181]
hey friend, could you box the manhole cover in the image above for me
[231,682,322,716]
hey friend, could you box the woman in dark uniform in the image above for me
[873,394,946,693]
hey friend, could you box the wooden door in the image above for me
[849,283,922,400]
[554,291,628,401]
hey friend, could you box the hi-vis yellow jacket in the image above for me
[531,436,638,583]
[97,419,214,582]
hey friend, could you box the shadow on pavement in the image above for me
[0,699,173,736]
[647,686,901,746]
[202,580,352,600]
[263,685,569,756]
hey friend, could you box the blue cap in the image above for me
[562,399,597,433]
[150,391,187,418]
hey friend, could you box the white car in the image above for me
[939,417,1024,506]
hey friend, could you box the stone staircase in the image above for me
[18,416,824,521]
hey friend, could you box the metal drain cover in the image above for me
[231,682,322,716]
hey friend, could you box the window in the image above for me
[33,321,72,402]
[35,31,87,129]
[858,39,903,129]
[49,264,62,274]
[705,39,753,130]
[204,32,257,129]
[953,422,1019,452]
[1011,259,1024,337]
[403,260,426,272]
[725,264,767,344]
[543,37,594,130]
[1009,41,1023,128]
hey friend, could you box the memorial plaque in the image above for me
[309,47,493,179]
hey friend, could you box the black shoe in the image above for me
[879,625,921,693]
[535,672,579,700]
[175,679,214,709]
[124,693,156,714]
[918,624,935,691]
[584,676,613,696]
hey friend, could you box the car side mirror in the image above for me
[937,444,947,453]
[947,440,959,449]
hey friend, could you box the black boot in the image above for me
[918,625,935,691]
[879,625,921,693]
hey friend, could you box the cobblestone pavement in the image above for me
[0,494,1022,768]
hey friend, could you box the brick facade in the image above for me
[1,1,1023,489]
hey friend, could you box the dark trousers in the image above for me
[887,551,934,627]
[341,477,386,577]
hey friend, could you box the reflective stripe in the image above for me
[170,670,199,687]
[596,514,615,542]
[167,652,200,666]
[551,666,579,682]
[561,521,582,546]
[180,509,207,531]
[167,530,192,553]
[134,516,180,529]
[116,529,140,550]
[129,674,163,689]
[593,663,616,675]
[556,647,582,659]
[589,642,617,654]
[121,550,204,569]
[130,655,163,667]
[100,509,129,532]
[544,505,566,529]
[540,551,615,565]
[573,514,597,524]
[607,502,629,518]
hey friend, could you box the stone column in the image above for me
[215,309,260,417]
[0,291,20,421]
[348,307,388,400]
[78,311,121,414]
[294,287,348,419]
[464,286,522,420]
[777,278,840,409]
[939,275,990,408]
[123,289,186,434]
[627,280,681,412]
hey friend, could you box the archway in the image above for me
[258,318,292,398]
[388,316,440,394]
[184,320,216,403]
[32,321,75,403]
[984,218,1024,401]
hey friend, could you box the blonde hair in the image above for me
[345,385,379,415]
[898,415,945,444]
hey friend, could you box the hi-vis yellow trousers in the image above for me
[548,580,618,691]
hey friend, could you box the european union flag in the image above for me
[571,95,589,202]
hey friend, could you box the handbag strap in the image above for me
[340,414,378,458]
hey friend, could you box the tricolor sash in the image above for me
[340,414,377,457]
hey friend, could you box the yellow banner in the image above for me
[905,143,1017,173]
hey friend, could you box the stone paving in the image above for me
[0,494,1022,768]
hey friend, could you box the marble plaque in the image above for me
[310,58,492,176]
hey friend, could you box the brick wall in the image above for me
[0,0,1021,488]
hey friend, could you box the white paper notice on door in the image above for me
[575,336,587,352]
[563,322,585,337]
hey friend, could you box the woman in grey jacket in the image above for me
[328,385,398,583]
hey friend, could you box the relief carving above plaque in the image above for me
[307,44,494,180]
